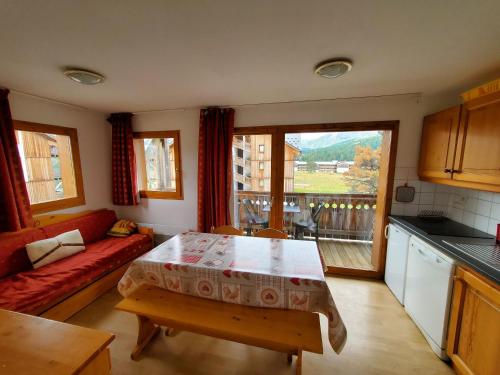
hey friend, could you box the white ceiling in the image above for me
[0,0,499,112]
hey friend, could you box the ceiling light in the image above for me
[63,68,105,85]
[315,59,352,78]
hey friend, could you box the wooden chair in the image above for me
[210,225,244,236]
[254,228,288,239]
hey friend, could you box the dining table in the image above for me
[118,231,347,353]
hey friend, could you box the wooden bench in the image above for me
[115,285,323,374]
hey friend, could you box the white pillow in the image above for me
[26,229,85,269]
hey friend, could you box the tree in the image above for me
[306,160,317,173]
[343,145,381,193]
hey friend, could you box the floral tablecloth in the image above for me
[118,232,347,353]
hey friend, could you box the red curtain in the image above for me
[107,113,138,205]
[0,88,33,232]
[197,108,235,232]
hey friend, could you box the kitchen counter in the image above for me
[389,215,499,284]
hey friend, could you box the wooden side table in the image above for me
[0,309,114,374]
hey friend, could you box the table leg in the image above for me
[131,315,161,361]
[296,349,302,375]
[165,327,175,336]
[287,352,293,365]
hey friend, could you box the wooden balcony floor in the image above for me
[318,240,373,270]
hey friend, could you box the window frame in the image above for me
[258,144,265,153]
[13,120,85,214]
[133,130,183,200]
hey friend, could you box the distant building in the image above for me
[336,161,354,173]
[233,135,300,192]
[294,160,354,173]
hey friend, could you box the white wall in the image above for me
[9,92,113,214]
[117,93,462,234]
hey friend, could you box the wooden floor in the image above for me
[318,240,373,270]
[67,277,454,375]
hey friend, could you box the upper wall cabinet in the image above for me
[419,106,461,180]
[452,93,500,187]
[418,79,500,192]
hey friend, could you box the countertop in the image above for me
[389,215,499,284]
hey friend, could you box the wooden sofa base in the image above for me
[39,261,132,321]
[115,285,323,375]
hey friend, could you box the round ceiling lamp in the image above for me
[63,68,105,85]
[314,59,352,78]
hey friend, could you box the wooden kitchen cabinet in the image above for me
[447,266,500,375]
[418,79,500,192]
[419,106,461,180]
[452,94,500,187]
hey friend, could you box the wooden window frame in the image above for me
[13,120,85,214]
[133,130,183,200]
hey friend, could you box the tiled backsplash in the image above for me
[391,167,500,236]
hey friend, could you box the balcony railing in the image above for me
[234,191,377,241]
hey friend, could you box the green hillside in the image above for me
[299,135,382,162]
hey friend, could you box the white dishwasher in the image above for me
[404,236,456,360]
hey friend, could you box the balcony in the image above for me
[233,136,251,151]
[234,155,251,169]
[234,191,377,270]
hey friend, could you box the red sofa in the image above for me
[0,209,152,316]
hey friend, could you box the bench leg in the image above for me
[131,315,161,361]
[296,350,302,375]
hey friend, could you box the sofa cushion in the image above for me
[0,228,46,278]
[42,209,117,244]
[0,233,152,314]
[27,229,86,269]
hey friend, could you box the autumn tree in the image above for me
[343,145,381,193]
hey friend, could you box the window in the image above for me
[237,182,243,191]
[236,148,244,158]
[259,179,265,187]
[259,161,265,170]
[133,130,183,200]
[14,120,85,214]
[258,144,265,153]
[237,165,244,175]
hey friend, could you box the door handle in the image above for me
[384,224,389,239]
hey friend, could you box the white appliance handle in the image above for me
[384,224,390,239]
[415,246,450,269]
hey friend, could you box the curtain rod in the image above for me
[132,92,422,114]
[9,89,97,111]
[7,88,422,114]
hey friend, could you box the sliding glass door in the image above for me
[279,131,381,272]
[232,123,398,277]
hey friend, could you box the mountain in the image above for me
[300,131,378,150]
[299,135,382,162]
